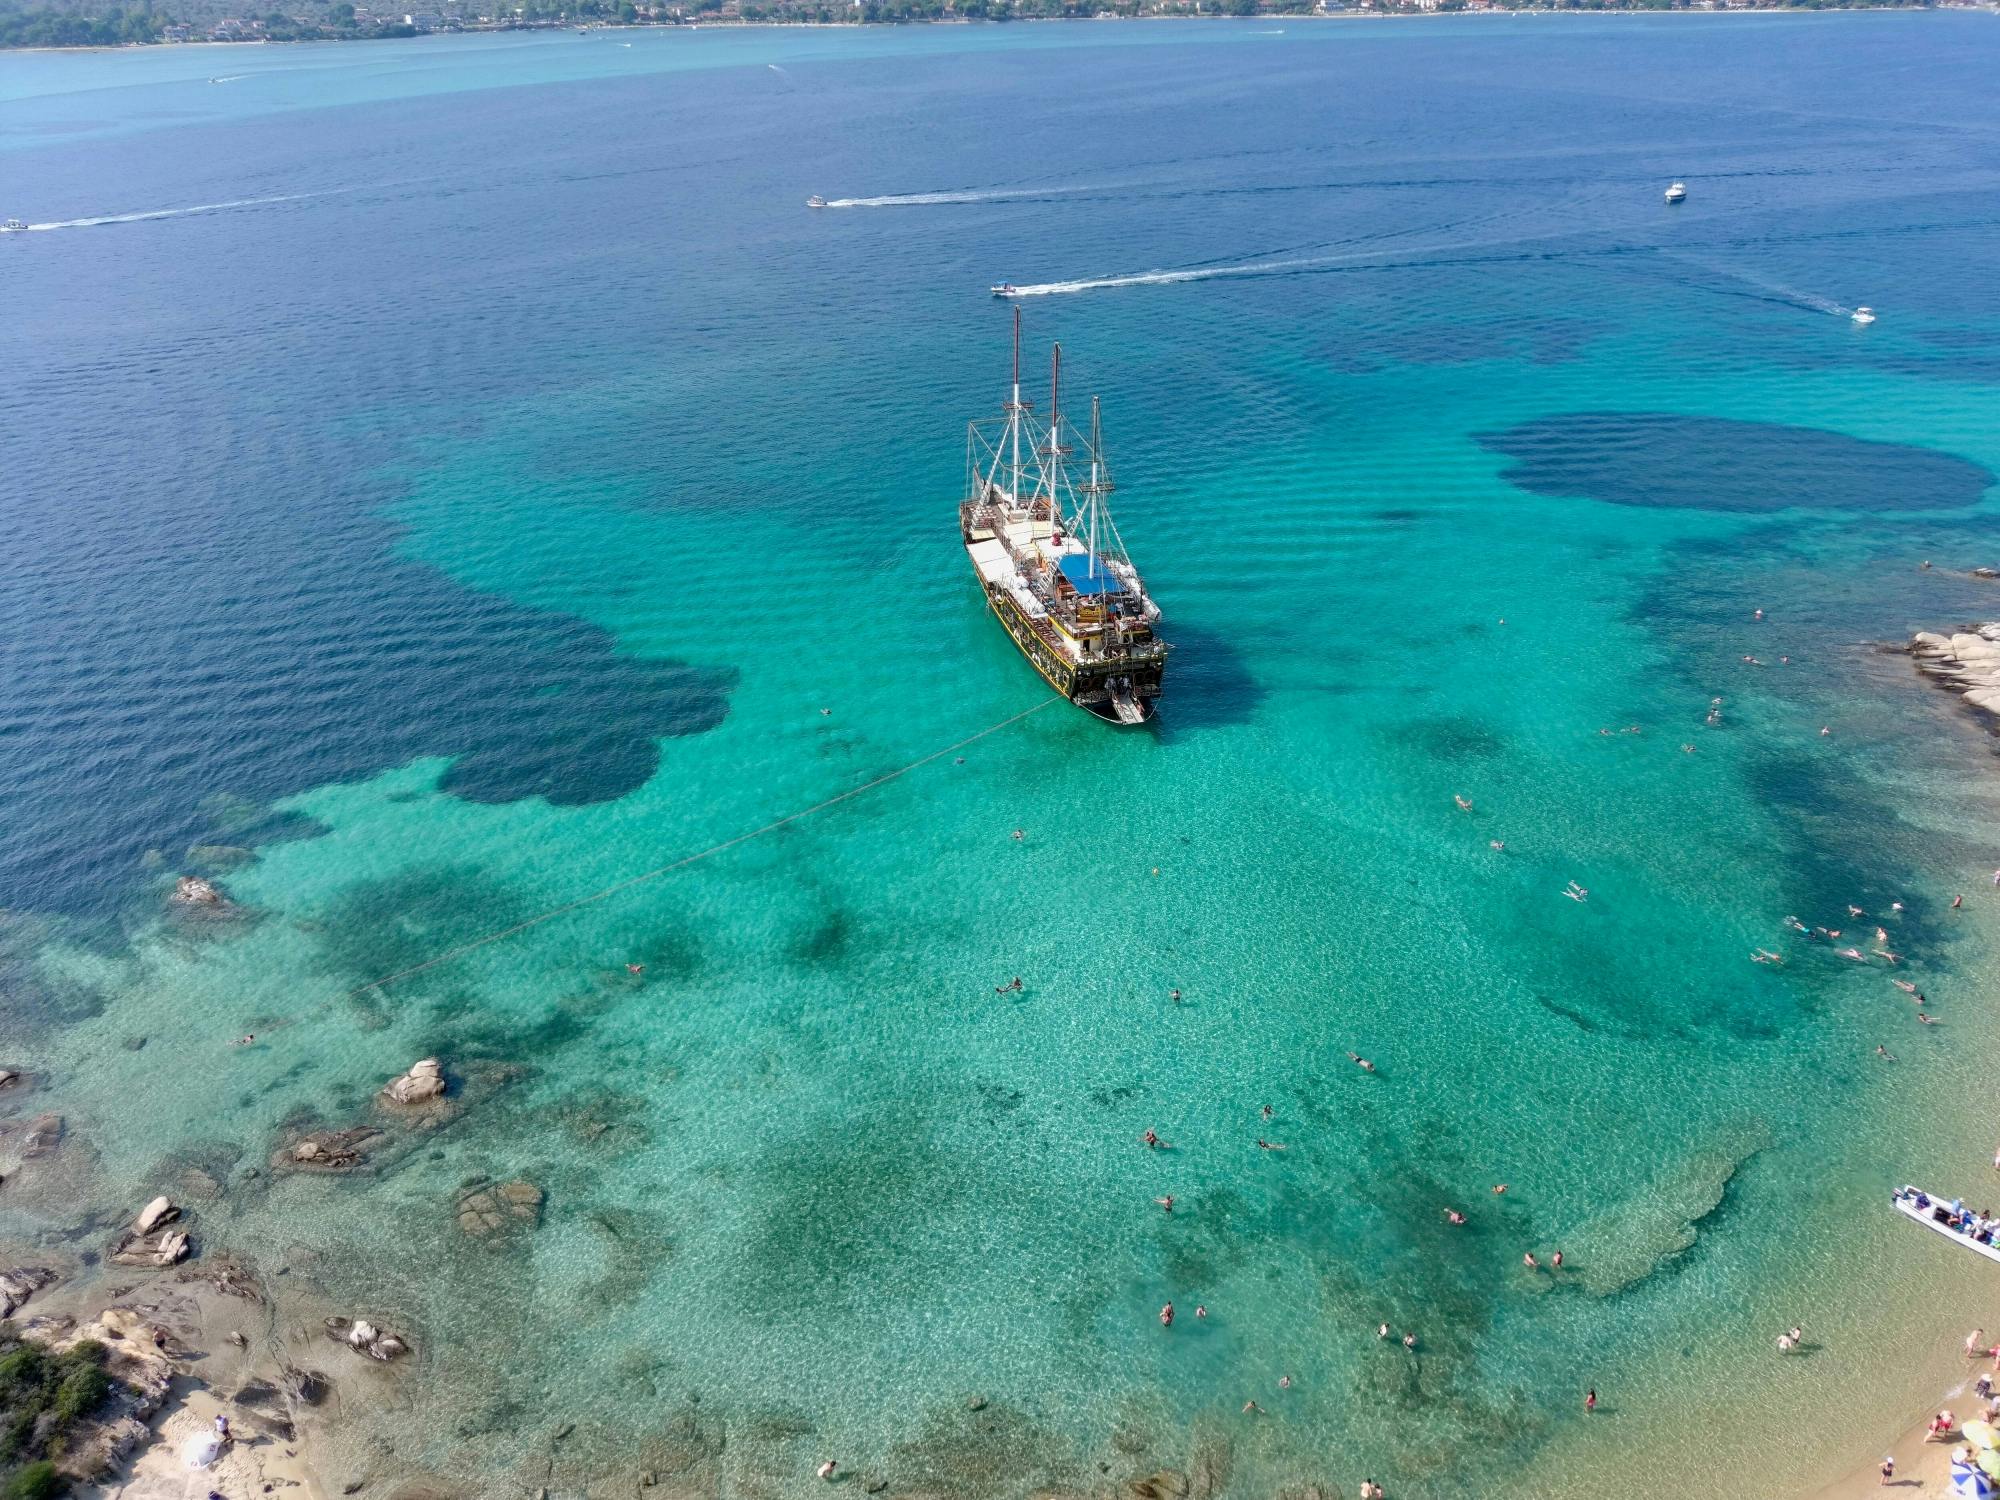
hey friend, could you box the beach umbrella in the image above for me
[180,1432,221,1470]
[1969,1420,2000,1451]
[1951,1453,1995,1498]
[1979,1449,2000,1480]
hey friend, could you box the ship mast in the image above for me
[1082,394,1112,579]
[1008,306,1024,505]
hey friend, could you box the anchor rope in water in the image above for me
[346,695,1063,999]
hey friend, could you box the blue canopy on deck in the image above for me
[1058,552,1125,597]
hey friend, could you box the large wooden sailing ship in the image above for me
[960,312,1169,724]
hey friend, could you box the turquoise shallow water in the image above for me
[7,15,2000,1497]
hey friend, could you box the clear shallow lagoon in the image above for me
[6,16,2000,1497]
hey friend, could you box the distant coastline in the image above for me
[1,0,1974,54]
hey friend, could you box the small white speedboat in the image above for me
[1893,1185,2000,1265]
[989,283,1017,298]
[1851,306,1877,325]
[0,219,27,233]
[806,195,827,209]
[1664,182,1687,204]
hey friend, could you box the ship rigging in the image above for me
[959,310,1169,724]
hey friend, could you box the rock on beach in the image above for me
[380,1057,447,1108]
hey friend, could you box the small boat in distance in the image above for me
[1664,182,1687,203]
[960,310,1169,724]
[1851,305,1877,325]
[0,219,27,234]
[1892,1185,2000,1266]
[806,195,827,209]
[990,283,1018,298]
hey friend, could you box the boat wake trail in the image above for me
[21,193,310,232]
[1005,255,1331,297]
[819,186,1082,209]
[1668,254,1851,317]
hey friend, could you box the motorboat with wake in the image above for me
[989,283,1017,298]
[0,219,27,234]
[1852,306,1877,325]
[806,195,827,209]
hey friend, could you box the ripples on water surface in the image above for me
[5,16,2000,1498]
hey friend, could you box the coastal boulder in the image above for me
[0,1266,58,1317]
[172,875,224,906]
[454,1179,544,1239]
[21,1112,63,1159]
[380,1058,447,1108]
[134,1195,180,1235]
[325,1316,410,1362]
[281,1126,384,1174]
[110,1228,192,1269]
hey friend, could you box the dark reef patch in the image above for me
[1478,413,1993,513]
[1391,714,1506,763]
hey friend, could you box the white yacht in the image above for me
[1664,182,1687,204]
[0,219,27,234]
[1851,305,1877,325]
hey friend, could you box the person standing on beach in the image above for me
[1880,1455,1894,1485]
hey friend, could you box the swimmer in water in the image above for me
[1156,1196,1175,1213]
[1195,1305,1207,1319]
[1892,901,1905,912]
[1169,988,1182,1004]
[1143,1129,1160,1149]
[1279,1375,1292,1389]
[1493,1184,1508,1195]
[1918,1012,1940,1025]
[1754,608,1764,621]
[626,963,644,975]
[1445,1209,1466,1226]
[1012,829,1024,841]
[1552,1250,1564,1269]
[1160,1303,1174,1328]
[1455,795,1473,812]
[1524,1252,1540,1270]
[1378,1323,1391,1340]
[1261,1105,1273,1121]
[1347,1053,1375,1072]
[234,1034,255,1046]
[1877,1045,1896,1061]
[1955,894,1965,910]
[1849,905,1866,918]
[1403,1332,1417,1350]
[1490,839,1506,851]
[1256,1139,1287,1151]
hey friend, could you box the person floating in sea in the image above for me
[1492,1184,1508,1196]
[1279,1375,1293,1389]
[1491,838,1507,850]
[234,1034,255,1047]
[1169,987,1183,1005]
[1160,1302,1174,1328]
[1256,1139,1288,1151]
[1876,1045,1896,1061]
[1242,1400,1261,1414]
[1402,1332,1417,1350]
[1143,1129,1161,1149]
[994,977,1024,994]
[1894,978,1918,994]
[816,1461,837,1481]
[1348,1053,1376,1072]
[1378,1322,1391,1340]
[1261,1104,1274,1122]
[1445,1208,1466,1226]
[1777,1333,1795,1354]
[1012,829,1024,841]
[1552,1250,1564,1269]
[1563,881,1588,903]
[1523,1252,1540,1270]
[1455,795,1473,812]
[1918,1012,1941,1025]
[1954,894,1965,910]
[1155,1195,1175,1213]
[626,963,644,975]
[1195,1305,1207,1320]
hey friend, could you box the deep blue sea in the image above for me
[6,15,2000,1497]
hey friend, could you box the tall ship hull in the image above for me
[960,313,1169,725]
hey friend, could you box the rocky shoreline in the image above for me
[1908,624,2000,724]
